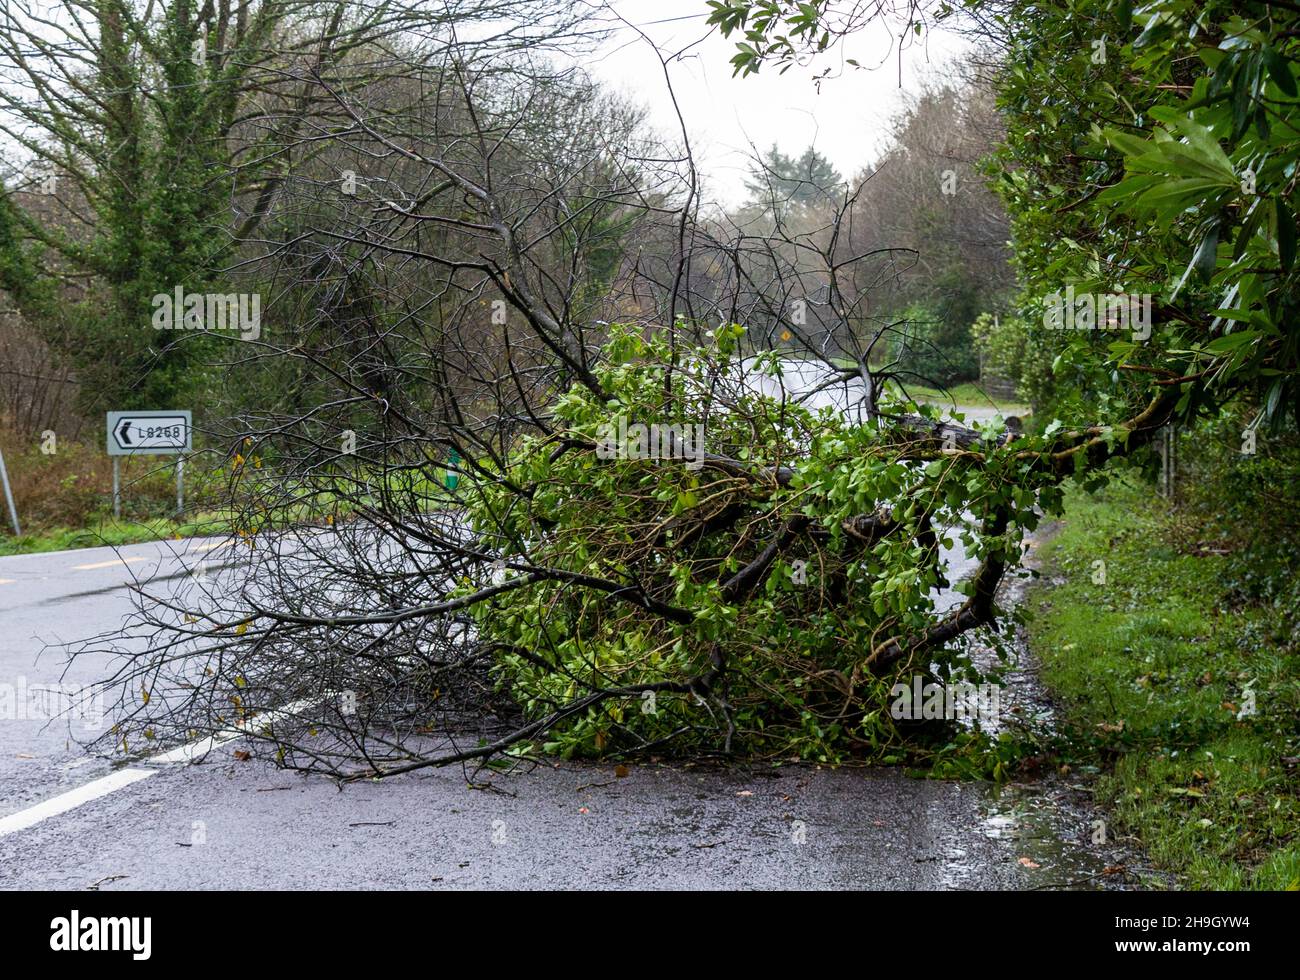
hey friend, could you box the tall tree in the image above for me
[744,143,844,219]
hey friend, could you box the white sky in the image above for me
[583,0,971,208]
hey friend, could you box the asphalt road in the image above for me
[0,538,237,819]
[0,525,1131,890]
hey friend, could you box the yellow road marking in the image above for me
[73,556,148,571]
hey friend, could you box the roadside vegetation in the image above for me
[0,429,221,554]
[1030,475,1300,889]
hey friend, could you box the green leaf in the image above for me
[1277,197,1297,272]
[1202,331,1260,354]
[1263,47,1297,96]
[1134,178,1228,213]
[1191,222,1220,283]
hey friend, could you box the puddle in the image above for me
[977,781,1125,890]
[940,534,1145,889]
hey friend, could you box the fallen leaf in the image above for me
[1018,857,1040,869]
[614,764,629,778]
[736,790,753,797]
[233,750,251,761]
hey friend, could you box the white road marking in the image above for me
[73,556,149,571]
[0,696,325,838]
[191,540,233,553]
[144,697,322,764]
[0,769,155,838]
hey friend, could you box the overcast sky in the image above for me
[582,0,971,208]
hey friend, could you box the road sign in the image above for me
[106,411,191,456]
[106,411,193,520]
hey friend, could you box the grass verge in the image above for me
[0,512,238,556]
[1028,475,1300,889]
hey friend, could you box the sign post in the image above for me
[0,446,19,537]
[106,411,192,519]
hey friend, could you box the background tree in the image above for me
[0,0,587,414]
[743,143,844,221]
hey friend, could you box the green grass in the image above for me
[0,511,240,556]
[899,381,1028,414]
[1028,476,1300,890]
[788,355,1027,413]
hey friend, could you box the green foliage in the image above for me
[990,0,1300,430]
[1174,405,1300,636]
[1030,476,1300,888]
[1,1,275,412]
[894,296,981,388]
[460,324,1078,762]
[970,313,1021,388]
[707,1,833,76]
[969,311,1053,409]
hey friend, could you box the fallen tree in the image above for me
[67,1,1262,779]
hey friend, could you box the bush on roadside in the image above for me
[893,302,980,389]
